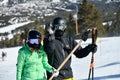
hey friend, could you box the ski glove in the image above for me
[86,44,97,53]
[47,27,54,35]
[81,29,91,41]
[51,68,59,77]
[46,27,55,41]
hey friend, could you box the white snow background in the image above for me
[0,23,120,80]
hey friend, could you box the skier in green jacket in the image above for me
[16,30,59,80]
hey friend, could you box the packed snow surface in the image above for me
[0,37,120,80]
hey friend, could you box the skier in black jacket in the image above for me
[43,17,97,80]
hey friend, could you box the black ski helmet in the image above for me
[27,29,41,49]
[52,17,67,31]
[28,29,41,39]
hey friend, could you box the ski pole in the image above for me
[49,29,91,80]
[88,28,97,80]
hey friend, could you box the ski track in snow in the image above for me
[0,37,120,80]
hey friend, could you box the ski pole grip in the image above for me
[81,29,92,41]
[92,28,97,44]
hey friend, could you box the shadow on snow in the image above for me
[82,62,120,80]
[82,74,120,80]
[95,62,120,69]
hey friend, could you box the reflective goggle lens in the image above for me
[56,24,66,31]
[29,39,40,44]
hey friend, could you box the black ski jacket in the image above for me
[43,34,91,79]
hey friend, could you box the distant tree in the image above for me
[9,38,15,47]
[103,23,110,36]
[109,8,120,36]
[14,35,17,46]
[24,26,30,40]
[34,20,45,39]
[16,33,21,46]
[20,32,26,40]
[78,0,105,36]
[18,26,30,45]
[66,13,75,37]
[4,37,9,47]
[0,37,4,48]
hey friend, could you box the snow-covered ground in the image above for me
[0,37,120,80]
[72,37,120,80]
[0,21,32,33]
[0,21,33,40]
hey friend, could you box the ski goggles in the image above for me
[55,24,66,31]
[29,39,40,44]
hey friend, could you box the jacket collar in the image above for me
[55,32,68,40]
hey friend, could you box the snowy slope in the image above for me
[72,37,120,80]
[0,21,33,40]
[0,21,32,33]
[0,46,19,80]
[0,37,120,80]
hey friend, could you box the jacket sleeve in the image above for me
[43,38,55,66]
[43,38,55,54]
[70,38,90,58]
[16,49,25,80]
[42,50,53,72]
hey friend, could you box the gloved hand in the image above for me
[81,29,91,41]
[86,44,97,53]
[51,68,59,77]
[45,24,55,35]
[45,27,55,41]
[47,27,54,35]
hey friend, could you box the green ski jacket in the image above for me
[16,43,52,80]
